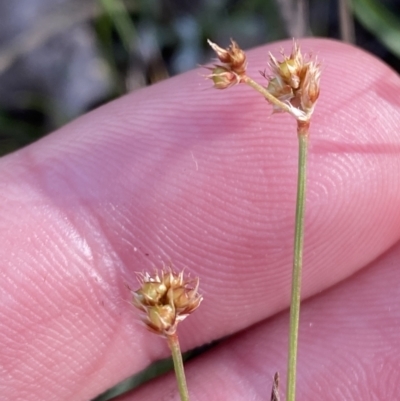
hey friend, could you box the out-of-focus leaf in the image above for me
[352,0,400,57]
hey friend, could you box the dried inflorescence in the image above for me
[132,268,203,336]
[207,39,321,123]
[206,39,247,89]
[266,41,321,121]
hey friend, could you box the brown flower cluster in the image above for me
[266,41,321,121]
[207,39,247,89]
[207,39,321,123]
[132,268,202,337]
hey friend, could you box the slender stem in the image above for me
[242,76,293,114]
[286,122,309,401]
[167,333,190,401]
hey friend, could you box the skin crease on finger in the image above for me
[119,239,400,401]
[0,38,399,400]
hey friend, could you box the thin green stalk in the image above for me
[286,122,309,401]
[167,333,190,401]
[243,74,311,401]
[243,77,293,114]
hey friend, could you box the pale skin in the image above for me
[1,38,399,401]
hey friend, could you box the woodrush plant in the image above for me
[132,268,202,401]
[206,39,321,401]
[131,39,321,401]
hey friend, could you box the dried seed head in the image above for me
[206,39,247,89]
[208,39,247,75]
[266,41,321,121]
[207,66,240,89]
[268,42,304,90]
[132,267,202,336]
[205,38,321,123]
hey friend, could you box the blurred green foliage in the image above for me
[352,0,400,58]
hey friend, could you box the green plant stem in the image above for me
[243,76,293,114]
[243,73,310,401]
[286,121,309,401]
[167,333,190,401]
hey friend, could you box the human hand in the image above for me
[1,38,399,401]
